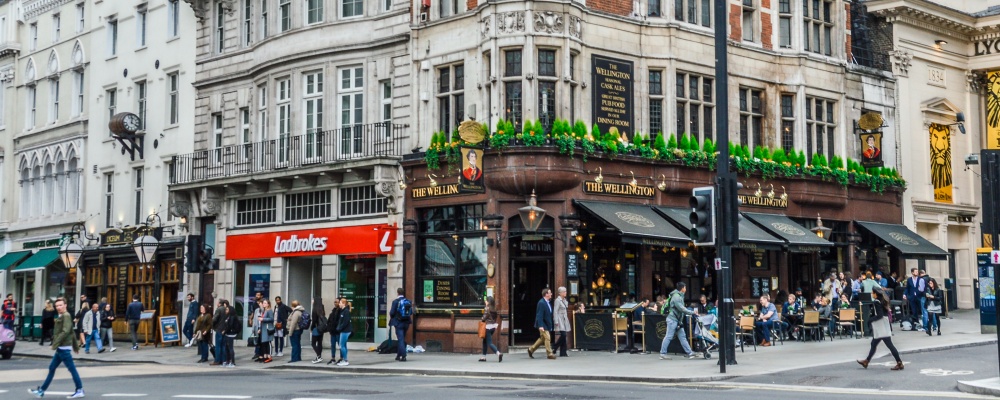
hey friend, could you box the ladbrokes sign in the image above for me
[273,234,329,253]
[228,225,395,259]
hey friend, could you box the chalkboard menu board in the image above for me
[566,253,578,278]
[751,277,772,298]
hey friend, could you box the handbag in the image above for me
[477,321,487,339]
[871,317,891,339]
[274,321,283,330]
[247,334,259,347]
[192,331,203,342]
[926,304,942,314]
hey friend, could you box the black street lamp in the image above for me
[133,214,162,266]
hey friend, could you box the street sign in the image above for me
[992,250,1000,265]
[715,258,723,270]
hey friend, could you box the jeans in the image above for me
[2,319,13,330]
[84,329,103,352]
[41,349,83,391]
[182,320,194,342]
[128,319,140,347]
[329,332,339,359]
[928,312,940,331]
[919,297,928,329]
[482,328,499,355]
[214,331,225,362]
[660,318,693,356]
[755,320,774,343]
[289,330,303,362]
[394,326,407,359]
[224,336,235,364]
[198,338,209,361]
[339,332,351,361]
[99,327,114,349]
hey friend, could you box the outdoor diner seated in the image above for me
[782,294,802,340]
[754,295,779,346]
[817,297,833,339]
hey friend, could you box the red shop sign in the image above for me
[227,224,397,260]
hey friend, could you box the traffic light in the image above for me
[185,235,204,273]
[722,180,744,245]
[689,186,716,246]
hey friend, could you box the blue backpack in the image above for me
[297,311,311,330]
[397,298,413,321]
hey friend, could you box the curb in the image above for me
[957,378,1000,397]
[897,339,997,356]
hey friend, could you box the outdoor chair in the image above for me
[737,315,757,352]
[798,310,821,341]
[836,309,858,339]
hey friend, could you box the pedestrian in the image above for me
[75,301,89,346]
[857,288,904,371]
[334,298,353,366]
[126,295,143,350]
[274,296,292,357]
[40,300,56,346]
[195,304,213,363]
[389,288,412,362]
[2,293,16,330]
[100,303,117,352]
[526,288,555,360]
[255,299,275,363]
[286,300,305,363]
[311,299,327,364]
[326,298,341,364]
[925,278,943,336]
[552,287,570,357]
[223,303,239,367]
[251,298,264,361]
[659,282,700,360]
[211,299,228,365]
[861,271,880,293]
[902,268,927,331]
[183,293,198,347]
[479,296,502,362]
[82,303,105,354]
[29,298,86,398]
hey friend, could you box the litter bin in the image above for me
[945,278,957,313]
[20,316,42,341]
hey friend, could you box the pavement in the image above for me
[10,309,999,390]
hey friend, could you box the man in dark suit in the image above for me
[902,268,927,331]
[527,288,556,360]
[388,288,410,362]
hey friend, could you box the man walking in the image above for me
[2,293,16,330]
[902,268,927,331]
[29,298,85,398]
[183,293,199,347]
[126,295,143,350]
[81,303,105,354]
[527,288,556,360]
[389,288,412,362]
[659,282,700,360]
[211,299,229,365]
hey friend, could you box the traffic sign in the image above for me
[992,250,1000,265]
[715,258,723,270]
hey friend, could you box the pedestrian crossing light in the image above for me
[689,186,716,246]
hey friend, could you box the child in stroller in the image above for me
[691,314,718,359]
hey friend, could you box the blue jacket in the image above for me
[904,276,925,299]
[389,296,411,329]
[126,300,143,321]
[186,300,199,324]
[534,298,553,331]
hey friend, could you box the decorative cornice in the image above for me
[183,0,211,22]
[870,5,1000,39]
[889,49,912,77]
[22,0,74,21]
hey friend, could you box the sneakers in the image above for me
[68,389,86,398]
[686,353,700,359]
[276,352,283,357]
[110,347,117,352]
[98,348,105,354]
[184,343,193,348]
[28,387,44,398]
[327,359,335,365]
[311,357,323,364]
[336,360,349,366]
[225,363,235,368]
[659,355,672,360]
[131,345,138,350]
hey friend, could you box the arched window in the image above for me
[67,154,80,211]
[31,165,42,217]
[43,162,54,215]
[55,160,67,213]
[19,162,30,219]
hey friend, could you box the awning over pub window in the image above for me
[11,248,62,273]
[0,251,32,272]
[574,201,690,247]
[855,221,949,260]
[744,213,833,252]
[654,207,785,250]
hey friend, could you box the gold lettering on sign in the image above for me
[738,194,789,209]
[411,184,462,199]
[583,181,655,198]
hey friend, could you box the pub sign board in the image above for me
[592,55,634,137]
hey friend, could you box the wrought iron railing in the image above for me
[170,122,406,185]
[851,45,891,72]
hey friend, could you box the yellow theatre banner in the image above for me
[987,71,1000,149]
[929,123,953,203]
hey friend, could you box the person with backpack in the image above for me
[326,298,342,364]
[658,282,700,360]
[310,299,326,364]
[389,288,412,362]
[334,298,353,366]
[286,300,305,363]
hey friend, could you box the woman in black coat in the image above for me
[40,300,56,346]
[309,299,326,364]
[925,279,944,336]
[334,298,353,366]
[857,288,903,371]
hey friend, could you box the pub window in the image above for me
[738,87,763,149]
[778,0,792,48]
[806,96,836,163]
[537,49,557,133]
[235,195,277,226]
[503,49,523,132]
[340,185,385,217]
[285,190,332,221]
[804,0,834,56]
[437,64,464,134]
[649,70,663,135]
[676,72,715,144]
[417,204,486,307]
[741,0,756,42]
[780,94,795,154]
[649,0,661,17]
[674,0,710,27]
[104,172,114,228]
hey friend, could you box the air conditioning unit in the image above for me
[419,12,428,22]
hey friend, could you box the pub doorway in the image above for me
[510,258,552,345]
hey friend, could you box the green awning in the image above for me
[0,251,33,271]
[745,213,833,252]
[855,221,949,260]
[574,201,690,247]
[654,207,785,250]
[11,248,61,273]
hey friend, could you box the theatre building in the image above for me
[398,0,948,353]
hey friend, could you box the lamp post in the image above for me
[811,215,833,240]
[518,190,546,232]
[133,214,162,314]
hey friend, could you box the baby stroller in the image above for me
[691,315,717,359]
[890,300,906,329]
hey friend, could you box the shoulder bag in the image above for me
[871,317,892,339]
[926,303,942,314]
[478,321,487,339]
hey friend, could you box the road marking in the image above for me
[45,392,74,396]
[173,396,252,399]
[290,398,352,400]
[868,361,911,367]
[103,394,149,397]
[920,368,975,377]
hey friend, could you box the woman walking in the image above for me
[99,303,117,352]
[857,288,904,371]
[195,304,213,363]
[310,299,327,364]
[479,296,502,362]
[926,279,943,336]
[552,287,571,357]
[255,299,275,363]
[75,301,89,345]
[40,300,56,346]
[334,298,352,366]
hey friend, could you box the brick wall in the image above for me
[729,4,742,41]
[761,12,772,49]
[590,0,632,17]
[467,0,477,10]
[844,3,851,62]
